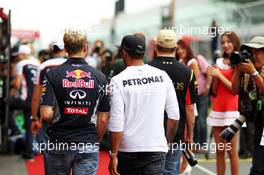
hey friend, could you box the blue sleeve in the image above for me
[40,72,55,106]
[97,76,110,112]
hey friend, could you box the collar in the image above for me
[155,56,177,61]
[66,57,87,64]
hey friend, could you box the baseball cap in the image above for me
[17,45,31,55]
[243,36,264,49]
[116,35,145,55]
[51,38,64,50]
[156,29,177,48]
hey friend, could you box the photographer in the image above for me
[85,40,104,69]
[231,36,264,175]
[101,49,116,83]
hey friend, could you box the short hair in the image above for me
[156,45,176,53]
[63,30,87,55]
[124,49,143,60]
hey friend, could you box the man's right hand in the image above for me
[109,157,120,175]
[31,120,42,135]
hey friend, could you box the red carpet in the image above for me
[25,151,110,175]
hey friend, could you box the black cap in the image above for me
[116,35,146,55]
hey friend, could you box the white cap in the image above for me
[51,37,64,50]
[17,45,31,55]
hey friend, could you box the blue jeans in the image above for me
[35,122,49,175]
[46,147,99,175]
[164,147,182,175]
[194,95,209,145]
[117,152,166,175]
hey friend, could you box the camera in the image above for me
[220,115,246,142]
[182,143,198,167]
[230,47,253,65]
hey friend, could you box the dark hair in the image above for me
[52,45,63,54]
[221,31,240,58]
[176,40,195,64]
[102,49,113,57]
[123,49,144,59]
[156,45,176,53]
[257,48,264,52]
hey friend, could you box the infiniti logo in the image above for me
[69,90,86,99]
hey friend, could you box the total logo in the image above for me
[69,90,86,99]
[66,69,91,79]
[64,107,89,115]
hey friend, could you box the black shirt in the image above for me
[149,56,198,143]
[41,58,110,144]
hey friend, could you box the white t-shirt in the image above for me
[108,64,180,152]
[34,57,66,85]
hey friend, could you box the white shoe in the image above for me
[180,164,192,175]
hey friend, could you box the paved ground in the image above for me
[193,155,251,175]
[0,154,27,175]
[0,126,252,175]
[0,153,252,175]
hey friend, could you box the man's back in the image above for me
[149,56,194,142]
[41,58,109,143]
[109,64,179,152]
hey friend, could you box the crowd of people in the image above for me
[1,28,264,175]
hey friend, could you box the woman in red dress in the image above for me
[207,31,240,175]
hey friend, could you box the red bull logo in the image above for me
[66,69,91,79]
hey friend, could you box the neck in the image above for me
[156,52,175,58]
[68,52,85,59]
[54,51,65,58]
[127,59,144,66]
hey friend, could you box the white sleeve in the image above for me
[165,74,180,120]
[187,58,197,67]
[16,61,24,76]
[34,66,41,85]
[108,79,125,132]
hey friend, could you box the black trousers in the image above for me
[117,152,166,175]
[250,145,264,175]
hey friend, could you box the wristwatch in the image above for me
[251,71,259,77]
[30,115,39,121]
[109,151,118,158]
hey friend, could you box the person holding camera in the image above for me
[231,36,264,175]
[101,49,116,83]
[207,31,240,175]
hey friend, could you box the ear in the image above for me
[154,43,158,53]
[122,50,129,65]
[83,42,88,54]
